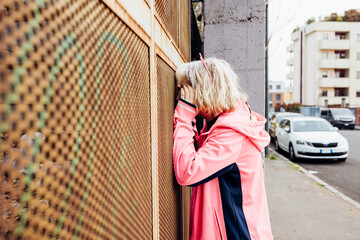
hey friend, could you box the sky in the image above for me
[268,0,360,87]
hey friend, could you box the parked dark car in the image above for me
[320,108,355,129]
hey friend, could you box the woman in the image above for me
[173,55,273,240]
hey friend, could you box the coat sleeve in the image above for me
[173,101,244,186]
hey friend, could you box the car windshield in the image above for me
[276,114,299,123]
[293,120,334,132]
[330,109,353,116]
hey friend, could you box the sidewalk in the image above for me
[264,149,360,240]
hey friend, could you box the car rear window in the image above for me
[293,121,334,132]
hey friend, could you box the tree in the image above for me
[292,27,299,33]
[275,103,302,113]
[343,9,360,22]
[322,9,360,22]
[306,18,315,25]
[324,13,343,22]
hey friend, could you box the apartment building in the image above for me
[287,21,360,108]
[269,81,285,108]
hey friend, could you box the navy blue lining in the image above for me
[206,114,220,132]
[218,163,251,240]
[179,98,196,109]
[189,164,234,187]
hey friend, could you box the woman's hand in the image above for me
[180,85,196,106]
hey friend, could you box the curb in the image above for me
[268,148,360,211]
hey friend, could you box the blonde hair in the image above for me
[176,57,247,116]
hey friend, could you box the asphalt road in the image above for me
[269,129,360,203]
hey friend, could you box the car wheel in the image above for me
[289,144,297,162]
[338,158,347,162]
[274,138,280,152]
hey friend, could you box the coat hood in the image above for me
[208,102,270,152]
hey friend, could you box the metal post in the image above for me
[265,0,269,157]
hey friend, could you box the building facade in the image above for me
[284,86,294,104]
[269,81,285,108]
[287,21,360,108]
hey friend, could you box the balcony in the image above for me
[287,72,294,79]
[287,44,294,52]
[318,59,349,69]
[319,97,349,106]
[318,78,349,88]
[286,58,294,66]
[319,40,349,50]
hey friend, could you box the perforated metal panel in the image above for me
[155,0,179,46]
[0,0,152,239]
[156,55,181,240]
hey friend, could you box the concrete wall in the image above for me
[203,0,266,115]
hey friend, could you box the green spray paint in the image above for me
[72,31,133,240]
[111,136,133,240]
[16,34,85,235]
[0,0,44,137]
[3,1,135,236]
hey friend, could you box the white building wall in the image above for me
[292,32,301,103]
[269,81,285,93]
[349,23,360,107]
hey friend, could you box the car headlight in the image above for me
[339,137,348,146]
[296,140,305,145]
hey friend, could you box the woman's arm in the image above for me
[173,101,244,186]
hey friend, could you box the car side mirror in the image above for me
[284,126,290,133]
[334,127,338,131]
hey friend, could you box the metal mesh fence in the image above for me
[156,55,181,240]
[155,0,179,46]
[0,0,152,239]
[180,0,190,61]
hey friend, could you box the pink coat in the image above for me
[173,99,273,240]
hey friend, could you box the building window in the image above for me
[322,52,328,59]
[322,71,328,78]
[276,94,281,101]
[323,33,328,40]
[357,91,360,97]
[276,85,281,90]
[269,85,272,90]
[335,50,346,59]
[335,32,346,40]
[322,90,327,97]
[334,88,348,97]
[335,69,346,78]
[269,94,272,101]
[357,71,360,79]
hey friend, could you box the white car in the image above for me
[274,117,349,161]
